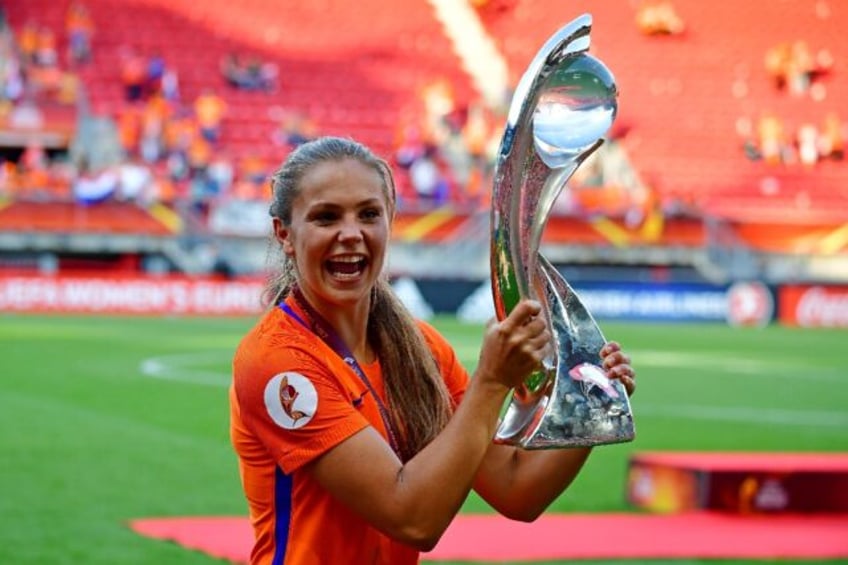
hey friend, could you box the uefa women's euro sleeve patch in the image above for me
[264,372,318,429]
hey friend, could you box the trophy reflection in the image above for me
[490,14,636,449]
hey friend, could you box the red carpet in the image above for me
[129,512,848,562]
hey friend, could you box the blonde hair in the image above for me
[265,136,452,461]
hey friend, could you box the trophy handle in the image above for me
[489,14,635,448]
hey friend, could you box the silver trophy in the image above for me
[490,14,635,449]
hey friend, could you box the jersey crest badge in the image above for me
[264,372,318,429]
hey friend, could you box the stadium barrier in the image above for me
[626,452,848,514]
[1,273,846,328]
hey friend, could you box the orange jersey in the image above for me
[230,297,469,564]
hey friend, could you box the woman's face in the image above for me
[275,158,392,312]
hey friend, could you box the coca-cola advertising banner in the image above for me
[0,275,264,315]
[779,285,848,328]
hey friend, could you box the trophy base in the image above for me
[494,363,635,450]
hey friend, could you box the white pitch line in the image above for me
[140,351,848,432]
[140,352,231,387]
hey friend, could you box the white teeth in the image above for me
[332,255,366,263]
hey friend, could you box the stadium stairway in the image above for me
[428,0,510,108]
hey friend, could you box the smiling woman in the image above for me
[271,154,392,314]
[228,136,636,565]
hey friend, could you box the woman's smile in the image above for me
[325,253,369,280]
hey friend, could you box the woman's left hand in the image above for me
[600,341,636,396]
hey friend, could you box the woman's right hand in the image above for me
[475,299,552,392]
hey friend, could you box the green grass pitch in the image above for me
[1,313,846,564]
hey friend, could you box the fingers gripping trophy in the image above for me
[490,14,636,449]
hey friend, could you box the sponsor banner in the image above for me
[725,281,775,327]
[1,273,792,326]
[0,274,432,317]
[0,275,264,315]
[779,285,848,328]
[458,279,775,324]
[576,282,733,323]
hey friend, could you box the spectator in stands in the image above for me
[230,135,637,564]
[419,78,457,148]
[207,152,235,197]
[756,112,790,165]
[819,112,844,160]
[0,36,25,103]
[740,111,846,167]
[187,137,216,213]
[393,118,428,170]
[165,149,190,184]
[148,173,178,205]
[0,158,14,197]
[116,157,153,202]
[635,0,685,36]
[271,108,317,149]
[220,52,243,87]
[65,1,94,66]
[234,152,269,200]
[736,116,761,161]
[220,52,278,92]
[119,47,147,102]
[116,105,142,157]
[161,65,180,102]
[163,108,196,157]
[409,148,450,207]
[796,122,819,166]
[18,141,50,197]
[461,101,494,169]
[458,100,498,207]
[764,40,833,97]
[55,71,80,105]
[33,25,58,68]
[139,93,171,162]
[193,88,227,144]
[18,21,39,65]
[145,51,166,98]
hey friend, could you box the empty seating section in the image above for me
[475,0,848,222]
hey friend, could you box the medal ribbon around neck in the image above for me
[279,286,402,456]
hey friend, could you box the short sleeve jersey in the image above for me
[230,297,469,565]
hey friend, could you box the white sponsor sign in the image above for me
[0,275,264,315]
